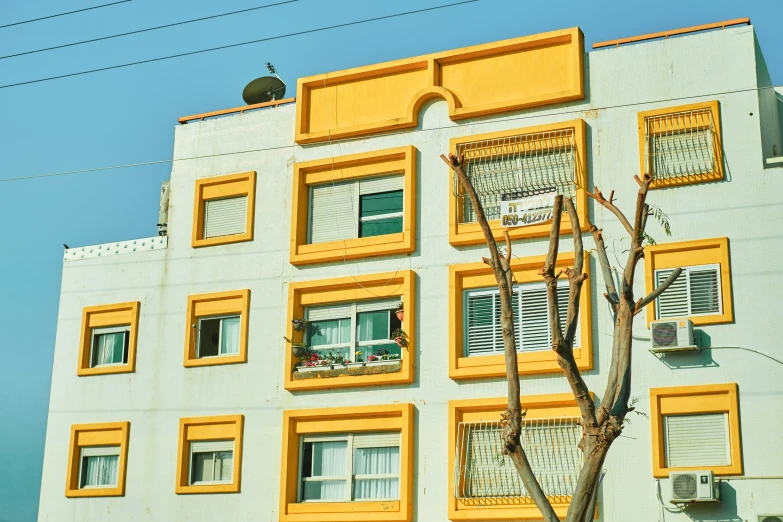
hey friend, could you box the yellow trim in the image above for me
[448,394,595,520]
[192,171,257,248]
[449,252,592,379]
[649,383,742,478]
[295,27,584,144]
[65,422,130,498]
[183,290,250,367]
[289,146,416,265]
[175,415,244,494]
[284,271,415,391]
[448,120,589,246]
[636,100,723,188]
[279,404,414,522]
[644,237,733,326]
[77,302,140,376]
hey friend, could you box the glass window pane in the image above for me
[197,318,221,358]
[81,455,119,487]
[360,342,401,362]
[220,316,241,355]
[312,441,347,477]
[360,217,403,238]
[354,478,399,500]
[214,451,233,481]
[191,452,214,484]
[357,311,390,342]
[354,446,400,475]
[360,191,402,218]
[91,332,126,367]
[303,480,346,501]
[310,319,349,347]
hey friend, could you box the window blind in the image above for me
[191,440,234,453]
[204,196,247,238]
[358,175,404,195]
[353,432,400,449]
[306,304,353,321]
[356,299,400,313]
[663,413,730,468]
[656,264,721,318]
[81,446,120,457]
[309,182,357,244]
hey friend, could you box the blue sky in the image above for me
[0,1,780,520]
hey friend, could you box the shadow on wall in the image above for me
[650,330,719,370]
[672,480,742,522]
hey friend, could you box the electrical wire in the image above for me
[0,0,300,61]
[0,0,480,90]
[2,83,778,184]
[0,1,131,30]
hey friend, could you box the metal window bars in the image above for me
[454,129,580,223]
[453,417,582,502]
[644,108,716,181]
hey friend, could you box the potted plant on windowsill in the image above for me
[390,328,409,349]
[283,336,308,358]
[395,302,404,322]
[348,352,365,368]
[291,318,310,332]
[366,349,401,367]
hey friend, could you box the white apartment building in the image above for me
[38,18,783,522]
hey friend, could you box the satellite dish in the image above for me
[242,76,286,105]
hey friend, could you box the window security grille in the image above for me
[655,264,722,319]
[204,196,248,238]
[663,413,730,468]
[644,108,716,181]
[453,129,579,223]
[309,175,404,244]
[453,418,582,500]
[465,282,577,356]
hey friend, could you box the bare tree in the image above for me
[441,153,681,522]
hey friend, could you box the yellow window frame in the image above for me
[289,146,416,265]
[448,120,588,247]
[77,302,140,376]
[448,252,592,380]
[644,237,733,326]
[192,171,257,248]
[649,383,742,478]
[279,404,414,522]
[65,421,130,498]
[183,290,250,367]
[448,394,594,520]
[284,270,415,391]
[637,100,723,188]
[175,415,244,494]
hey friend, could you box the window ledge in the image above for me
[293,361,402,380]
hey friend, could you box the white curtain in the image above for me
[353,447,399,499]
[214,451,233,481]
[311,319,350,347]
[191,451,233,483]
[306,441,347,500]
[82,455,119,487]
[220,317,241,355]
[94,332,123,366]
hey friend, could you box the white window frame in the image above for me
[188,440,234,486]
[297,433,401,503]
[654,263,723,319]
[78,446,121,489]
[195,314,241,359]
[305,301,401,363]
[89,325,130,368]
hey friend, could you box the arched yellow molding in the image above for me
[295,27,584,144]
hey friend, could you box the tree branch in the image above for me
[634,267,683,316]
[586,187,634,237]
[586,220,619,309]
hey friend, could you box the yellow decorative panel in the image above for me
[295,27,584,143]
[176,415,244,494]
[77,302,140,377]
[65,422,130,498]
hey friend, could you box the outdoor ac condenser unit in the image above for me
[650,318,698,353]
[670,470,719,503]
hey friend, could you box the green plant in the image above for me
[355,351,364,363]
[390,328,409,348]
[283,336,308,349]
[395,302,404,312]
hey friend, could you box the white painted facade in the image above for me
[39,25,783,521]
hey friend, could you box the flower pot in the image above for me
[395,310,404,321]
[367,360,398,367]
[291,345,306,358]
[298,366,321,373]
[395,337,404,348]
[347,362,365,368]
[292,319,306,332]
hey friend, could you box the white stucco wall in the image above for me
[38,25,783,522]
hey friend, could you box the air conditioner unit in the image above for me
[650,318,698,353]
[759,516,783,522]
[669,470,719,503]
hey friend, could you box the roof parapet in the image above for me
[592,17,750,49]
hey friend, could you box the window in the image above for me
[284,270,415,391]
[449,253,592,380]
[448,120,588,247]
[655,264,722,319]
[644,238,733,326]
[184,290,249,367]
[649,383,741,477]
[637,100,723,188]
[306,299,402,363]
[449,394,588,520]
[290,147,416,265]
[79,446,120,489]
[309,177,404,244]
[90,326,130,367]
[176,415,243,494]
[299,432,401,502]
[65,422,129,498]
[192,171,256,248]
[279,404,414,522]
[464,281,577,356]
[190,440,234,485]
[77,302,139,376]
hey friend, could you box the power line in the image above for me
[1,84,776,184]
[0,0,301,61]
[0,1,132,30]
[0,0,479,90]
